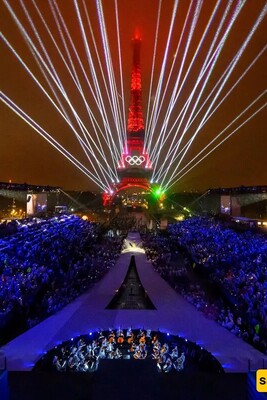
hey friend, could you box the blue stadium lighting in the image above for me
[222,363,232,370]
[24,362,35,368]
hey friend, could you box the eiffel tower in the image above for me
[103,32,153,206]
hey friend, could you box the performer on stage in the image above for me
[173,352,185,371]
[163,356,173,373]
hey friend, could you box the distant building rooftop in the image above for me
[208,185,267,195]
[0,182,61,192]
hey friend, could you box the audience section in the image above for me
[142,216,267,354]
[0,216,123,345]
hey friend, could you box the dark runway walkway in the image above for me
[106,255,156,309]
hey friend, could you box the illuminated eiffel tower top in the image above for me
[103,32,153,204]
[127,32,145,135]
[117,31,152,171]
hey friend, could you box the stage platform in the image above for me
[8,368,248,400]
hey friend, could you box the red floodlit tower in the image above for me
[102,32,153,206]
[114,32,152,197]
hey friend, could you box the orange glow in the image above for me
[133,27,141,40]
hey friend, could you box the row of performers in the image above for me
[52,329,185,372]
[101,328,153,345]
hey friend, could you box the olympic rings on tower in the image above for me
[125,155,145,166]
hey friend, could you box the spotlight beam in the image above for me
[145,0,180,154]
[169,90,266,186]
[2,1,265,193]
[154,43,266,186]
[145,0,195,156]
[151,0,242,175]
[166,99,266,190]
[114,0,127,145]
[50,0,120,175]
[1,32,117,187]
[148,0,204,159]
[75,0,121,175]
[174,44,267,167]
[19,0,113,187]
[162,4,267,189]
[74,0,123,168]
[1,92,110,191]
[95,0,125,152]
[51,0,121,166]
[2,0,119,186]
[144,0,162,151]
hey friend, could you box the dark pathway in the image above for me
[106,255,155,309]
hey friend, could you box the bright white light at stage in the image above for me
[121,239,145,254]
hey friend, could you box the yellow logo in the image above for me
[256,369,267,392]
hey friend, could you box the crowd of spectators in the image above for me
[143,217,267,354]
[143,234,220,318]
[0,215,123,343]
[0,219,20,238]
[1,211,267,355]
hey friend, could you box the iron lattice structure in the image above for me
[103,33,152,206]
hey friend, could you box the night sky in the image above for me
[1,0,266,193]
